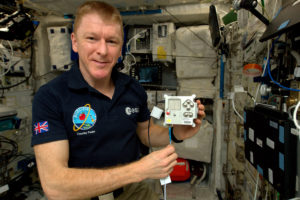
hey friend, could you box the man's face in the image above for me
[71,13,123,81]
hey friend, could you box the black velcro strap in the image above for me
[91,187,123,199]
[113,187,124,198]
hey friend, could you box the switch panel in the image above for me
[164,94,198,127]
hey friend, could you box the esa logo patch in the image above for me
[125,107,139,116]
[73,104,97,132]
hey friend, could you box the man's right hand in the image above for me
[136,145,178,181]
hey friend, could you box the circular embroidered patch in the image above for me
[72,104,97,131]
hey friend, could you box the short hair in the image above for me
[73,1,123,37]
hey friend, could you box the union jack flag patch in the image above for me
[34,121,49,135]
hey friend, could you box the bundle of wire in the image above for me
[0,135,18,186]
[122,29,148,74]
[0,40,14,77]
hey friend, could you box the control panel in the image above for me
[164,94,198,127]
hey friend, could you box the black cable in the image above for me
[157,100,165,104]
[216,189,223,200]
[0,136,19,161]
[34,62,73,79]
[147,117,153,152]
[0,138,18,159]
[0,135,19,186]
[9,153,34,164]
[0,83,4,98]
[246,91,256,102]
[0,137,18,148]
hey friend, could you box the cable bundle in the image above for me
[0,135,18,186]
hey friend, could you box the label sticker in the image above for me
[160,175,171,185]
[250,151,254,164]
[249,128,255,142]
[256,138,263,148]
[270,120,278,129]
[268,168,273,184]
[266,138,275,149]
[291,128,300,136]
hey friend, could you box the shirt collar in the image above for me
[67,62,89,90]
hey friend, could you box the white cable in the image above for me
[231,92,244,121]
[0,40,14,77]
[164,184,167,200]
[163,127,173,200]
[253,172,259,200]
[126,29,147,49]
[293,0,300,6]
[289,198,300,200]
[264,185,268,200]
[122,53,136,74]
[288,105,296,120]
[196,164,207,184]
[293,101,300,131]
[121,29,147,74]
[254,84,261,105]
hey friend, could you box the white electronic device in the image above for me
[164,94,198,127]
[152,22,175,62]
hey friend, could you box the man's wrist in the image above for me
[171,127,183,143]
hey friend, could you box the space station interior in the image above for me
[0,0,300,199]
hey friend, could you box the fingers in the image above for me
[161,144,176,156]
[162,146,178,167]
[196,100,205,120]
[158,146,177,177]
[165,159,177,175]
[143,145,178,179]
[198,110,206,120]
[196,100,205,111]
[158,145,177,168]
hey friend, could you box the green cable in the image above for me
[261,0,265,14]
[261,0,265,8]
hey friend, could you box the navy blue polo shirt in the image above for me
[32,63,150,168]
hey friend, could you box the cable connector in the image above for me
[227,92,234,100]
[233,85,245,93]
